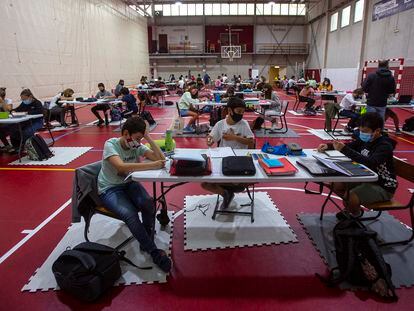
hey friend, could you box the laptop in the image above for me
[398,95,412,104]
[296,158,341,176]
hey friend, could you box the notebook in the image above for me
[262,158,284,168]
[258,157,297,176]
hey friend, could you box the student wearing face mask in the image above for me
[8,89,43,153]
[0,88,13,151]
[202,97,255,208]
[91,83,113,126]
[317,112,397,219]
[97,117,171,273]
[178,85,201,133]
[114,79,125,97]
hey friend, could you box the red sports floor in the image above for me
[1,91,414,310]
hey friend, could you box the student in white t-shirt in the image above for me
[339,88,364,131]
[202,97,255,209]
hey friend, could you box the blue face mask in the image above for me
[22,99,32,105]
[359,132,372,143]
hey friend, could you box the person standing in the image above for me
[362,60,396,120]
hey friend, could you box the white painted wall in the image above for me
[0,0,149,101]
[255,25,306,44]
[155,25,204,45]
[363,0,414,66]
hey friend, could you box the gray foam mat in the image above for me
[254,128,299,138]
[297,212,414,289]
[22,212,174,292]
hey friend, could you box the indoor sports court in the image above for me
[1,0,414,310]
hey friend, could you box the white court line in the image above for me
[0,198,71,265]
[21,230,33,234]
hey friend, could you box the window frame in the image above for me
[330,12,339,32]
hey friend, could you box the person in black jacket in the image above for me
[9,89,44,152]
[362,60,396,120]
[317,112,398,218]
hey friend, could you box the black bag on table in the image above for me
[24,134,54,161]
[317,219,398,301]
[52,242,151,302]
[222,156,256,176]
[141,111,156,125]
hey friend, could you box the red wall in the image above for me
[305,69,321,81]
[205,25,254,53]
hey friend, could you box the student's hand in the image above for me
[222,132,237,141]
[207,136,214,146]
[333,141,345,151]
[317,144,329,153]
[152,160,166,169]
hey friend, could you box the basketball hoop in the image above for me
[221,45,241,62]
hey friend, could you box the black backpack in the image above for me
[317,219,398,301]
[251,117,265,131]
[52,242,151,302]
[209,107,222,127]
[402,116,414,132]
[24,134,54,161]
[141,111,156,126]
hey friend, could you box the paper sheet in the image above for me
[208,147,235,158]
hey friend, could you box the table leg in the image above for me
[18,123,23,162]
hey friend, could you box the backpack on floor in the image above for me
[317,219,398,301]
[52,242,151,302]
[195,123,210,135]
[402,116,414,132]
[209,107,222,127]
[251,117,265,131]
[110,107,122,122]
[164,101,174,106]
[141,111,156,126]
[24,134,54,161]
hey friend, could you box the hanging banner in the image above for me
[372,0,414,21]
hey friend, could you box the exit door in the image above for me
[158,34,168,53]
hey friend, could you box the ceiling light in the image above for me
[268,1,276,5]
[175,1,182,5]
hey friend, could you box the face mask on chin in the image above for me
[125,137,141,149]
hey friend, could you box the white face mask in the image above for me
[126,137,141,149]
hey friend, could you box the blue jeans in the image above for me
[99,182,157,253]
[10,118,43,149]
[366,105,386,120]
[339,110,360,128]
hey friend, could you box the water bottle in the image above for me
[165,129,173,152]
[215,93,221,103]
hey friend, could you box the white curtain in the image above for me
[0,0,149,102]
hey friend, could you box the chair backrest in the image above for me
[281,100,289,113]
[393,157,414,183]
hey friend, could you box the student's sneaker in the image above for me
[150,249,172,273]
[395,129,402,135]
[221,189,235,209]
[183,126,195,133]
[96,119,104,127]
[336,210,364,221]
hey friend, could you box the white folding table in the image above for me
[131,148,378,223]
[0,114,46,162]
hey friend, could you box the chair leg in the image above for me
[319,188,333,220]
[212,194,220,220]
